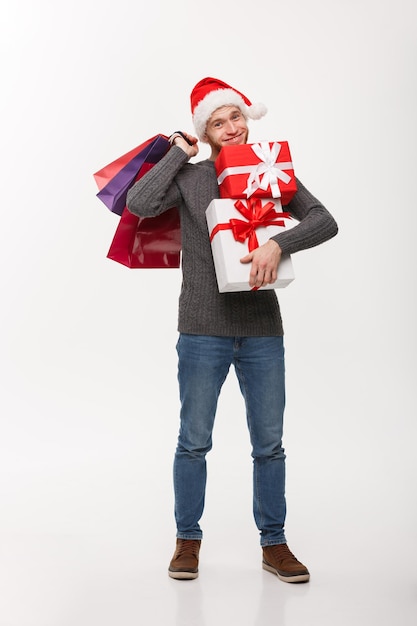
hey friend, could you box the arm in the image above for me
[126,133,199,217]
[270,177,338,255]
[240,178,338,288]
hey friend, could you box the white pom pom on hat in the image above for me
[190,77,267,141]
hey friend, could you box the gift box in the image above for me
[215,141,297,204]
[206,197,295,292]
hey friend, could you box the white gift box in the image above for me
[206,198,296,293]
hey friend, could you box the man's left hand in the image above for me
[240,239,282,289]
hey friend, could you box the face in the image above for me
[204,106,249,157]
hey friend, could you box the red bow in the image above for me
[210,198,291,252]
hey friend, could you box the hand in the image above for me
[240,239,282,288]
[172,132,199,158]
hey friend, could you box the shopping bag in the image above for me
[96,133,182,268]
[93,141,153,190]
[94,134,170,215]
[106,204,181,269]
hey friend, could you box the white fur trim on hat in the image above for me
[192,88,267,141]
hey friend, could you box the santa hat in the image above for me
[190,77,267,141]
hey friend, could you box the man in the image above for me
[126,77,338,582]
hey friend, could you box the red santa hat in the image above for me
[190,77,267,142]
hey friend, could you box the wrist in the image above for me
[269,238,282,251]
[169,132,183,146]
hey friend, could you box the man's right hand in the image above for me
[171,132,199,158]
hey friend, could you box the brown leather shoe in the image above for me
[262,544,310,583]
[168,539,201,580]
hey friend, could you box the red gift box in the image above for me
[215,141,297,204]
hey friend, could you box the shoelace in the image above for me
[268,544,299,564]
[176,540,200,557]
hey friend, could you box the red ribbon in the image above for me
[210,198,291,252]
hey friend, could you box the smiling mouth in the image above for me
[225,133,244,144]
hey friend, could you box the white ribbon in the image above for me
[245,142,293,197]
[216,142,293,198]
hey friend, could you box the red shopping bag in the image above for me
[104,155,182,269]
[106,204,181,269]
[93,140,153,191]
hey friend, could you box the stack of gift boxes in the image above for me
[206,140,298,292]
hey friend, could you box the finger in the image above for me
[249,268,264,288]
[261,272,271,286]
[263,269,275,284]
[248,273,258,288]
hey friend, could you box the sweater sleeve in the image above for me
[126,146,189,217]
[270,178,338,255]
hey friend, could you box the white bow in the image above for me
[244,142,293,198]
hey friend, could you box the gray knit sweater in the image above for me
[126,146,338,336]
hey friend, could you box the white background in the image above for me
[0,1,416,624]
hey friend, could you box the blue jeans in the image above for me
[174,334,287,546]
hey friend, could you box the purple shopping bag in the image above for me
[95,134,170,216]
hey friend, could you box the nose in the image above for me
[225,120,238,134]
